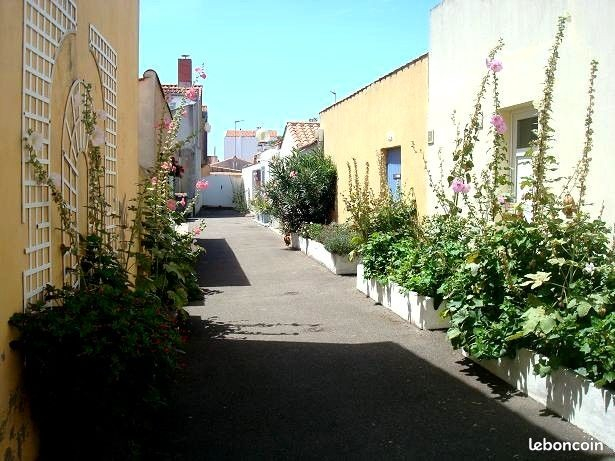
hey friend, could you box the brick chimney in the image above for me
[178,55,192,87]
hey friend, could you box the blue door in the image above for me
[386,147,401,198]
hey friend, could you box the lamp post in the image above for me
[234,119,243,157]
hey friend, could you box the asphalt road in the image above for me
[151,209,613,461]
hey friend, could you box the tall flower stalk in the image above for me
[526,15,570,219]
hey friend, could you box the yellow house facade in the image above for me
[0,0,139,458]
[319,54,429,222]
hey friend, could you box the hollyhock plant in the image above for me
[490,114,507,134]
[451,178,465,193]
[185,87,198,101]
[91,126,105,147]
[25,130,44,152]
[486,58,503,73]
[95,109,108,122]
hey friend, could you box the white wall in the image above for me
[201,174,243,208]
[428,0,615,223]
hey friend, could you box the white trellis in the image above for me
[88,25,118,234]
[61,80,87,287]
[21,0,77,307]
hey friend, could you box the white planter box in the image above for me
[463,348,614,449]
[356,263,368,295]
[290,234,357,275]
[356,269,449,330]
[412,295,450,330]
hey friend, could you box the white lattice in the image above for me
[22,0,77,307]
[61,80,87,287]
[88,25,118,234]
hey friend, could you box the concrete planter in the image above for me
[255,213,271,225]
[356,262,368,295]
[463,348,614,448]
[355,263,449,330]
[412,295,449,330]
[290,234,357,275]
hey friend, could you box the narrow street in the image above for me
[152,210,607,461]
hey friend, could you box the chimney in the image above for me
[178,55,192,87]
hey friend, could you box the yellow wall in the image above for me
[0,1,139,459]
[320,54,429,222]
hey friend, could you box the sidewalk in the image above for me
[151,210,611,460]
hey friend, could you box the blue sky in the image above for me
[139,0,440,159]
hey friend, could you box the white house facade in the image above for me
[427,0,615,223]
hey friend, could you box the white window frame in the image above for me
[510,107,538,201]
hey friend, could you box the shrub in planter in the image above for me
[263,147,336,233]
[443,215,615,388]
[343,158,421,245]
[10,237,183,459]
[392,215,473,301]
[16,81,202,457]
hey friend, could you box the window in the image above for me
[510,108,538,200]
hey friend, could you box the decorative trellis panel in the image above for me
[22,0,77,307]
[88,25,118,234]
[61,80,87,287]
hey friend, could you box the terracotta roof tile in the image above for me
[161,84,202,97]
[285,121,319,150]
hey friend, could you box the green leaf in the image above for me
[447,328,461,340]
[576,301,592,318]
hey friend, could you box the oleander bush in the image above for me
[263,146,336,233]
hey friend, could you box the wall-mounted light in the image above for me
[386,131,394,142]
[427,130,434,145]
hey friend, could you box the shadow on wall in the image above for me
[151,325,611,460]
[195,238,250,287]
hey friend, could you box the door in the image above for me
[386,147,402,198]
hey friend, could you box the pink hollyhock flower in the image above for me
[199,72,207,79]
[486,58,503,73]
[166,199,177,211]
[185,87,198,101]
[451,178,465,193]
[195,67,203,73]
[162,119,172,130]
[161,161,172,171]
[180,197,186,207]
[497,195,506,205]
[289,170,298,178]
[91,126,105,147]
[182,109,188,116]
[151,177,158,186]
[490,114,507,134]
[193,227,201,236]
[195,179,208,191]
[461,182,471,194]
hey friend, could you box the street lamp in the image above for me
[234,119,244,157]
[330,90,337,103]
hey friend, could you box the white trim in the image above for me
[509,106,538,201]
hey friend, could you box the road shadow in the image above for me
[196,238,251,287]
[196,208,246,219]
[150,331,611,460]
